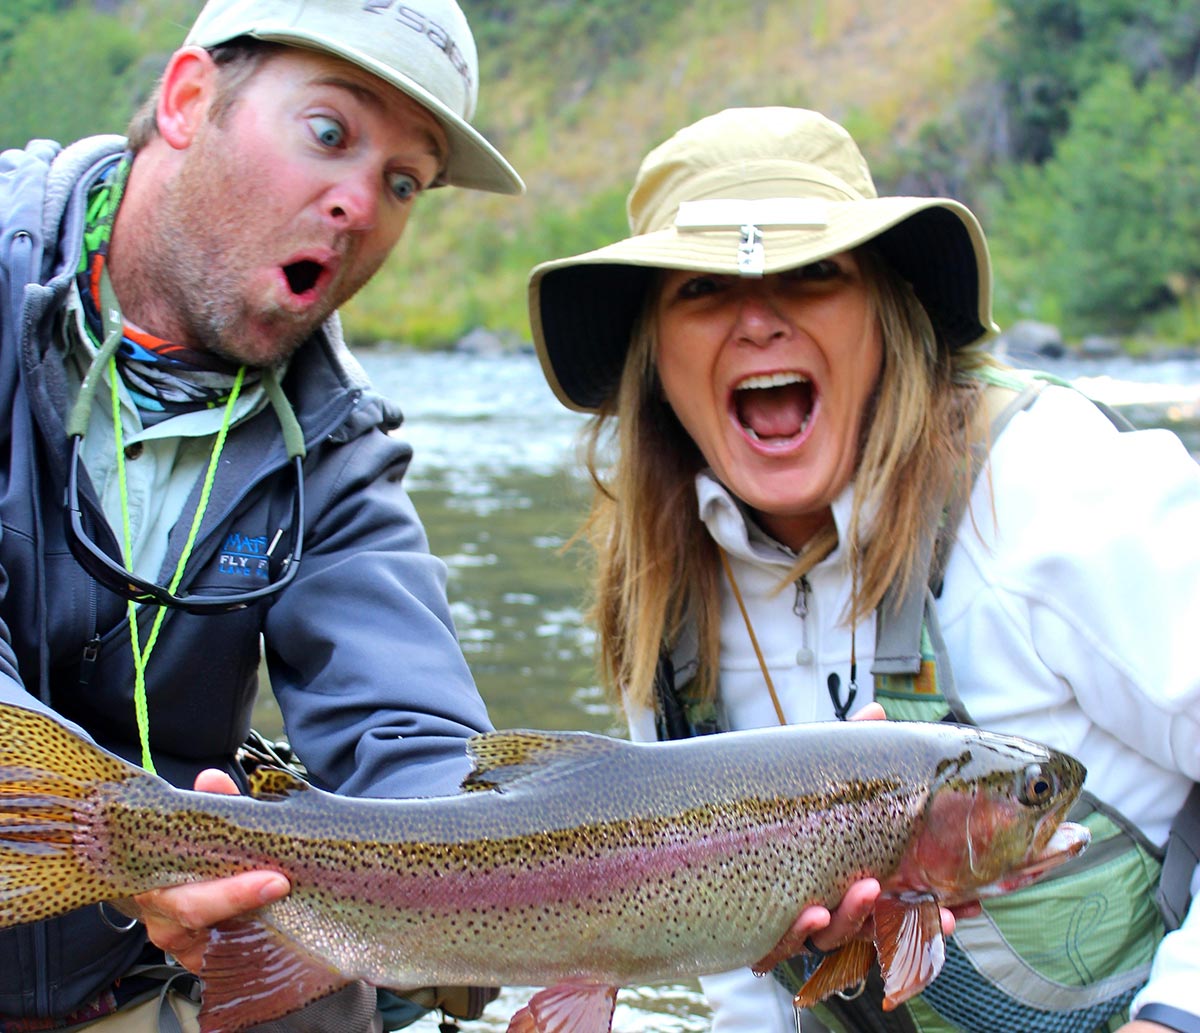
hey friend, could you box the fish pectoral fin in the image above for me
[873,894,945,1011]
[198,916,350,1033]
[791,939,874,1009]
[505,981,618,1033]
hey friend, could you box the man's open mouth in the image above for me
[282,260,325,298]
[733,372,815,443]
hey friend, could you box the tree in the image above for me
[0,5,144,148]
[989,0,1200,164]
[991,66,1200,331]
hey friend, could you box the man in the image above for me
[0,0,521,1029]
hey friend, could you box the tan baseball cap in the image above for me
[186,0,523,195]
[529,107,995,412]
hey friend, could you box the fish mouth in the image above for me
[731,371,817,448]
[979,820,1091,897]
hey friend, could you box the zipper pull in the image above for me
[78,636,100,687]
[792,575,810,618]
[793,576,814,665]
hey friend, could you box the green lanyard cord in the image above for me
[75,257,305,773]
[111,360,246,774]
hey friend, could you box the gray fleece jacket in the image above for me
[0,136,492,1021]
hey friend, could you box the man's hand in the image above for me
[130,769,291,973]
[752,702,971,975]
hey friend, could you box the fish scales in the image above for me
[95,739,924,986]
[0,703,1088,1032]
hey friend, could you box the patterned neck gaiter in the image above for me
[78,155,258,426]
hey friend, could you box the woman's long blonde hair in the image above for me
[578,249,994,711]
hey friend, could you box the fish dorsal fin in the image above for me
[461,730,621,793]
[246,766,312,801]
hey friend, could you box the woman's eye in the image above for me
[387,171,420,202]
[676,275,724,299]
[788,258,841,281]
[309,115,345,149]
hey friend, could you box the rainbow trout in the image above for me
[0,702,1088,1032]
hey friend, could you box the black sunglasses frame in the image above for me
[65,435,305,614]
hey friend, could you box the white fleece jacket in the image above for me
[626,384,1200,1032]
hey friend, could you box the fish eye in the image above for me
[1020,765,1057,806]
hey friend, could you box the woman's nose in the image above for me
[731,288,790,346]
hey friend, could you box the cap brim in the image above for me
[190,27,523,195]
[530,197,995,412]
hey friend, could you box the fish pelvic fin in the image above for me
[506,982,618,1033]
[874,894,945,1010]
[198,915,350,1033]
[0,703,150,926]
[792,939,874,1010]
[462,730,623,793]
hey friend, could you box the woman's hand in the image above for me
[129,769,291,973]
[752,702,972,975]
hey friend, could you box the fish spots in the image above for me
[0,705,1088,1014]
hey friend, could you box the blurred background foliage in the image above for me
[2,0,1198,349]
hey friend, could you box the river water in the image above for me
[262,346,1200,1032]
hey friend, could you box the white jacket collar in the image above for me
[694,470,859,568]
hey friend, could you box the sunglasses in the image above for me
[65,437,305,614]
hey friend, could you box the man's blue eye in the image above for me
[387,172,419,201]
[310,116,344,148]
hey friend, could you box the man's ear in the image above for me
[156,46,218,150]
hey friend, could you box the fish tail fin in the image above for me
[0,702,154,926]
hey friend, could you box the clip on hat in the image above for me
[186,0,522,195]
[529,106,996,412]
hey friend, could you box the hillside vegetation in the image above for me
[2,0,1198,349]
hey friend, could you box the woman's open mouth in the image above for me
[732,372,816,445]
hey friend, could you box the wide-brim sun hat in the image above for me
[186,0,523,195]
[529,106,996,412]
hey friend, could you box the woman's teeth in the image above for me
[735,372,814,441]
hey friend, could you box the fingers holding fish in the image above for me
[194,768,242,795]
[137,870,292,970]
[752,878,881,975]
[132,767,291,973]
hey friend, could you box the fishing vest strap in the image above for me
[872,379,1032,682]
[1158,781,1200,931]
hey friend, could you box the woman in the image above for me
[527,107,1200,1033]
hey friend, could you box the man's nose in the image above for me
[323,171,377,232]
